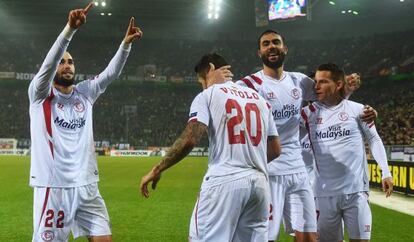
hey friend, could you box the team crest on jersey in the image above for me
[338,112,349,121]
[189,112,197,118]
[291,88,300,99]
[74,101,85,113]
[41,230,55,241]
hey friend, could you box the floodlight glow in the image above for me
[353,11,358,15]
[101,2,106,7]
[400,0,404,2]
[329,1,335,5]
[108,13,112,16]
[348,10,352,13]
[94,2,99,6]
[207,0,221,20]
[341,10,346,14]
[100,12,105,16]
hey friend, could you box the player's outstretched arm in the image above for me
[86,17,143,98]
[140,121,207,198]
[29,2,94,103]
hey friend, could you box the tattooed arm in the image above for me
[140,121,208,198]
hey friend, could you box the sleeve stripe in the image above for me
[266,102,271,109]
[250,74,263,85]
[309,103,316,112]
[368,122,375,128]
[242,78,257,92]
[301,109,308,123]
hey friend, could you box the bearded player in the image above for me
[29,3,142,241]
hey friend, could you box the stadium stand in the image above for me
[0,29,413,147]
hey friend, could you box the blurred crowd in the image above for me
[0,77,413,148]
[1,29,413,80]
[0,29,413,147]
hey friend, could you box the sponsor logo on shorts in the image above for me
[41,230,55,242]
[364,224,371,232]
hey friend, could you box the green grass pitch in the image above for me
[0,155,413,241]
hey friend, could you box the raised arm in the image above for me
[140,121,207,198]
[28,3,93,103]
[90,17,143,93]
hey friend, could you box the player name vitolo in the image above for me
[54,116,86,130]
[220,87,260,100]
[315,125,351,140]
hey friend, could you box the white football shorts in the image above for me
[268,171,317,241]
[32,183,111,242]
[316,192,372,242]
[189,171,270,242]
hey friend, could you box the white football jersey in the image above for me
[301,100,389,197]
[236,70,316,175]
[28,26,131,187]
[188,82,278,183]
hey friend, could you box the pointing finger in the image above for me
[128,17,135,30]
[83,2,94,15]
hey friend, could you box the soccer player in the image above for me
[140,53,281,241]
[237,30,376,242]
[28,3,142,241]
[301,63,393,242]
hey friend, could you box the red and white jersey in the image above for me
[28,25,131,187]
[301,100,391,197]
[188,82,278,183]
[236,70,316,175]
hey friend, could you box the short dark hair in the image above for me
[316,63,346,82]
[257,29,286,49]
[194,53,228,78]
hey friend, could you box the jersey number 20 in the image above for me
[226,99,262,146]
